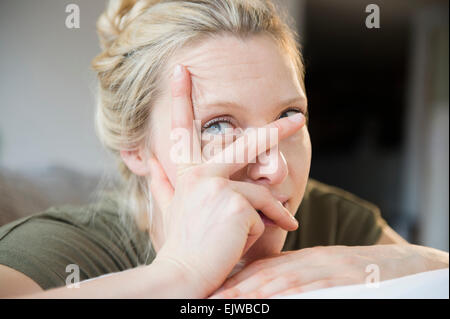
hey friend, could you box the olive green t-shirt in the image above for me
[0,179,387,290]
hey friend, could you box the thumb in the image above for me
[149,157,174,213]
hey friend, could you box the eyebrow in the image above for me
[196,96,307,111]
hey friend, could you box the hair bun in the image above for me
[96,0,160,50]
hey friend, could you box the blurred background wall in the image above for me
[0,0,109,175]
[0,0,448,251]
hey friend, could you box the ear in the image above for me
[120,148,153,177]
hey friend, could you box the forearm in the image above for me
[16,259,203,299]
[373,244,449,281]
[411,244,449,272]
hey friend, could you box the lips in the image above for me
[257,200,288,226]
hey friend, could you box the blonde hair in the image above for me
[91,0,305,234]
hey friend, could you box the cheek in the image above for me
[282,127,312,195]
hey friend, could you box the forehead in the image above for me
[166,33,305,112]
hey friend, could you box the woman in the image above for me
[0,0,448,298]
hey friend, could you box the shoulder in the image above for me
[1,193,131,247]
[285,179,387,250]
[304,179,385,217]
[0,193,154,290]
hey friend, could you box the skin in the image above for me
[120,33,449,298]
[149,34,311,263]
[0,33,309,299]
[0,33,447,299]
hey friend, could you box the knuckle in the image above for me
[256,268,275,284]
[229,193,249,213]
[207,177,228,193]
[280,273,300,287]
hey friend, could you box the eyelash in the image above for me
[202,116,234,132]
[201,107,304,132]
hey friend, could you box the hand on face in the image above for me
[149,64,306,297]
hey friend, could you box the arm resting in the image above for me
[12,259,204,299]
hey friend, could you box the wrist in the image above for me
[150,255,210,298]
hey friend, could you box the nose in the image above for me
[246,146,288,185]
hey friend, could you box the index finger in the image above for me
[170,64,202,176]
[204,113,306,177]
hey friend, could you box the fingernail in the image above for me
[289,213,299,226]
[173,64,183,79]
[288,113,303,123]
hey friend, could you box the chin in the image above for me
[241,226,288,264]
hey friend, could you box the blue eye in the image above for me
[202,117,234,135]
[279,108,301,119]
[202,108,304,135]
